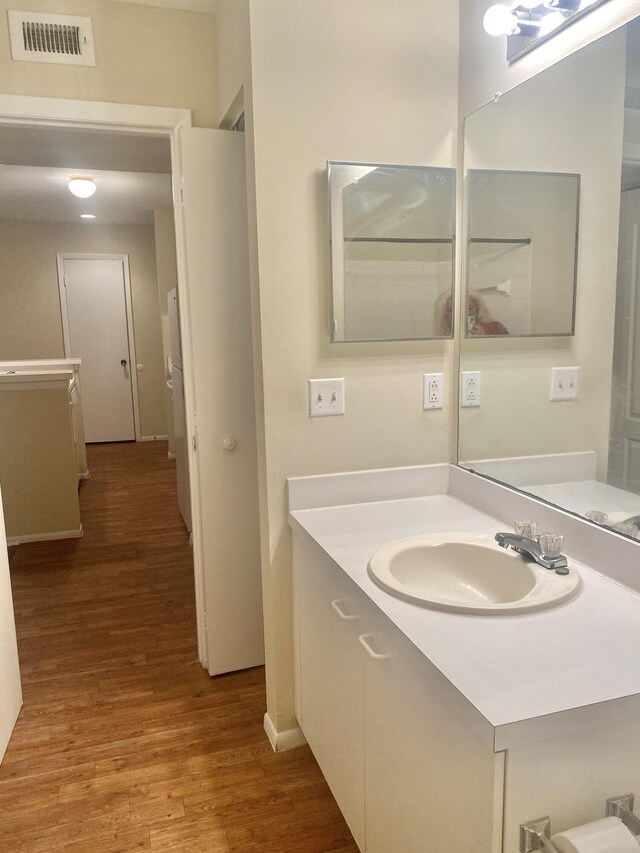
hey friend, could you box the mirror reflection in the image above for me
[328,162,455,342]
[466,169,580,337]
[459,19,640,541]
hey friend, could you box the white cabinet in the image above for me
[363,604,498,853]
[295,535,366,848]
[293,531,501,853]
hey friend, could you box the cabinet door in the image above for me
[294,534,366,850]
[363,608,500,853]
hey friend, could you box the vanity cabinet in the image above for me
[293,531,501,853]
[290,470,640,852]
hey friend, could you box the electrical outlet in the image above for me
[461,371,481,408]
[550,367,579,401]
[423,373,443,410]
[309,378,345,417]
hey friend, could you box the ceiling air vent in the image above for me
[7,11,95,66]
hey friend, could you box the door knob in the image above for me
[121,359,127,367]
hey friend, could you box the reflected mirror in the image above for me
[328,162,456,342]
[459,17,640,542]
[466,169,580,337]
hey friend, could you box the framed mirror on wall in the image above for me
[328,162,456,343]
[458,17,640,542]
[466,169,580,337]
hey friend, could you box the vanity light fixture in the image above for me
[68,175,96,198]
[483,0,611,63]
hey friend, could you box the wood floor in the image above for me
[3,441,357,852]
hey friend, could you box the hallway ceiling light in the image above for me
[80,214,96,219]
[68,175,96,198]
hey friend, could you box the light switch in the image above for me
[550,367,579,401]
[309,378,345,417]
[423,373,443,410]
[461,371,481,408]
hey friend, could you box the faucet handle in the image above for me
[539,532,564,560]
[514,519,537,539]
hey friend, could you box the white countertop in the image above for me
[0,369,74,389]
[290,492,640,750]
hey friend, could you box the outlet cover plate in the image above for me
[309,378,345,417]
[550,367,579,401]
[423,373,443,410]
[461,371,481,408]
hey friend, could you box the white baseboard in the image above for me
[78,471,90,480]
[140,435,168,442]
[263,712,307,753]
[167,452,176,460]
[7,526,83,546]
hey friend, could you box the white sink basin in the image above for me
[368,533,581,615]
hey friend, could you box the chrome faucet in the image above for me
[494,533,569,574]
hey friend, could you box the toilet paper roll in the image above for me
[551,816,640,853]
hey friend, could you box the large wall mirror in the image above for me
[328,162,456,342]
[459,16,640,541]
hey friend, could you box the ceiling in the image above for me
[0,125,172,226]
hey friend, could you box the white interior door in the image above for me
[179,128,264,675]
[609,188,640,492]
[0,488,22,765]
[59,256,137,443]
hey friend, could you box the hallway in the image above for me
[1,442,356,852]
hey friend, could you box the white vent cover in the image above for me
[7,11,95,66]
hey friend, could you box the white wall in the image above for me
[459,0,640,118]
[0,220,167,437]
[217,0,459,736]
[459,33,626,472]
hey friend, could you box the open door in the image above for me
[0,489,22,763]
[610,188,640,493]
[178,128,264,675]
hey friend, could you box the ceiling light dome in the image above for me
[68,176,96,198]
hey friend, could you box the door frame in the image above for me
[56,252,142,443]
[0,94,210,668]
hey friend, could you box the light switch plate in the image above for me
[309,378,345,417]
[550,367,579,401]
[423,373,443,410]
[461,371,481,408]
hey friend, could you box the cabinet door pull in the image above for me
[358,633,391,660]
[331,599,358,620]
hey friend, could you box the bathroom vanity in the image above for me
[290,464,640,853]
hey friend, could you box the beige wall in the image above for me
[459,33,626,474]
[217,0,459,735]
[0,219,167,437]
[0,0,217,128]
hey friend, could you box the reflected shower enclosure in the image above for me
[328,162,456,342]
[466,169,580,337]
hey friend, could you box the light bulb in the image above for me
[483,4,519,36]
[538,9,565,35]
[68,176,96,198]
[518,1,540,8]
